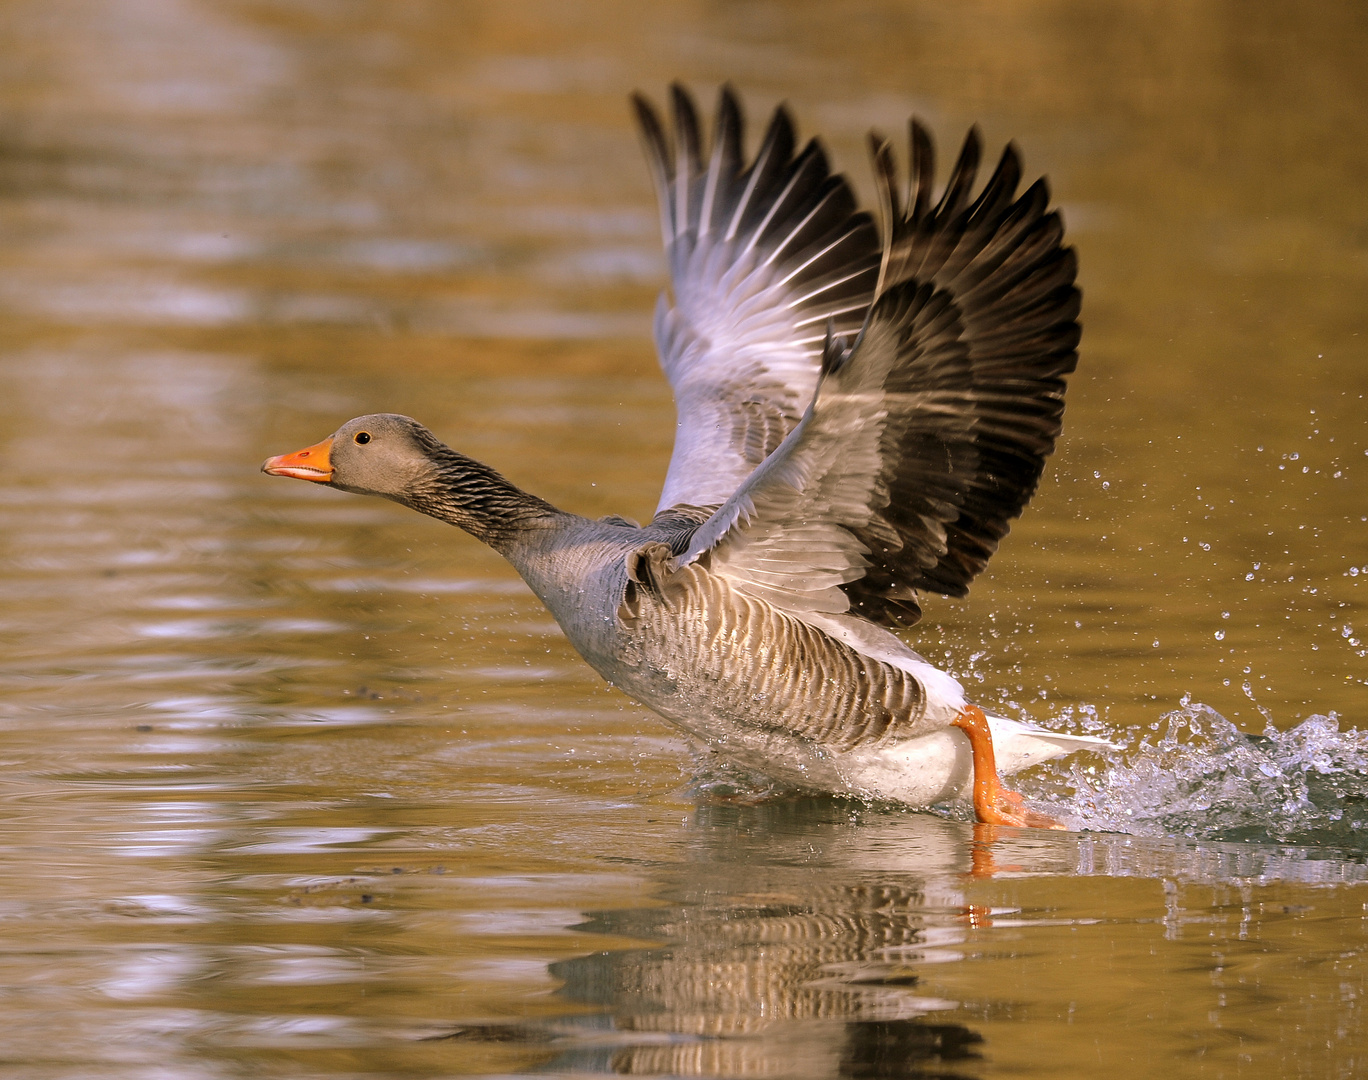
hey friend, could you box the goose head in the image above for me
[262,413,438,500]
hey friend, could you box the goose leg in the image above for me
[953,705,1065,830]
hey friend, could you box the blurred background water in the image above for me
[1,1,1367,1076]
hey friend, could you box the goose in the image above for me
[264,85,1112,828]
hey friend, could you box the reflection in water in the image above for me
[429,802,1368,1077]
[442,807,991,1077]
[549,892,975,1076]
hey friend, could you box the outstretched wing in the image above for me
[681,122,1080,628]
[634,84,881,517]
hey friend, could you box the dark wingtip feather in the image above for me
[717,82,743,133]
[727,101,799,239]
[762,101,798,161]
[936,126,982,219]
[667,85,704,239]
[868,132,899,295]
[868,132,898,216]
[630,90,655,120]
[966,142,1022,223]
[632,91,675,242]
[700,85,746,236]
[908,119,934,221]
[631,91,669,168]
[715,84,744,164]
[669,83,702,172]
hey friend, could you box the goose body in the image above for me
[265,87,1111,825]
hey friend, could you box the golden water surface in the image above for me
[1,2,1366,1076]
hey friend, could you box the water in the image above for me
[1033,705,1368,846]
[1,1,1367,1076]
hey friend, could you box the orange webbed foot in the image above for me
[978,783,1067,830]
[953,704,1067,831]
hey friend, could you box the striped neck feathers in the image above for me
[401,433,560,548]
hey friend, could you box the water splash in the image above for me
[682,697,1368,852]
[1035,702,1368,848]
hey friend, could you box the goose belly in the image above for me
[606,564,956,794]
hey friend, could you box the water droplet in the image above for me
[1215,630,1225,640]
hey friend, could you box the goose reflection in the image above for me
[443,803,995,1077]
[430,797,1368,1073]
[548,890,982,1076]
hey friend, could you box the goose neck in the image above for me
[404,448,562,551]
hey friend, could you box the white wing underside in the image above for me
[654,280,826,513]
[636,86,881,517]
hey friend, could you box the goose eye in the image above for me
[354,431,371,445]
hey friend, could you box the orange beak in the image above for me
[261,436,334,482]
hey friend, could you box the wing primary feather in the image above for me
[669,83,702,242]
[787,262,879,309]
[724,103,795,241]
[909,119,935,222]
[869,133,899,296]
[740,140,825,258]
[632,93,675,244]
[763,178,848,272]
[965,143,1022,226]
[733,111,800,242]
[699,85,743,238]
[934,126,982,220]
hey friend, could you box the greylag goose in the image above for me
[264,86,1110,828]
